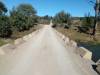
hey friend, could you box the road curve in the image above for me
[0,25,98,75]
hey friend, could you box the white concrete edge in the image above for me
[0,29,40,55]
[54,29,92,60]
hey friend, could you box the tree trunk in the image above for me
[92,0,100,39]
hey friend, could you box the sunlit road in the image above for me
[0,25,98,75]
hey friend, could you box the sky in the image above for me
[1,0,95,17]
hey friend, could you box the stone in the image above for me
[96,64,100,74]
[0,48,5,55]
[65,37,69,44]
[70,40,77,47]
[77,47,92,60]
[14,38,24,45]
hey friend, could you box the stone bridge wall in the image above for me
[54,29,92,60]
[0,27,93,61]
[0,29,41,55]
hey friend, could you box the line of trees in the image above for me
[52,10,94,32]
[37,15,52,24]
[10,4,37,32]
[0,2,37,38]
[52,10,98,35]
[78,0,100,37]
[52,0,100,38]
[0,1,100,38]
[79,13,94,34]
[52,11,72,28]
[52,10,99,38]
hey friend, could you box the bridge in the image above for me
[0,25,98,75]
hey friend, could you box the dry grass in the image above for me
[11,25,42,39]
[56,27,100,45]
[0,24,42,46]
[55,23,100,62]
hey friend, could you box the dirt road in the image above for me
[0,25,98,75]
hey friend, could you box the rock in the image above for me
[70,40,77,47]
[65,37,69,44]
[62,35,65,40]
[23,36,29,41]
[14,38,24,45]
[0,48,5,55]
[76,47,92,60]
[96,64,100,74]
[28,34,32,38]
[96,59,100,65]
[1,43,16,54]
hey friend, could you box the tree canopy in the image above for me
[81,13,94,28]
[17,4,36,16]
[10,4,37,32]
[0,1,7,15]
[53,11,71,25]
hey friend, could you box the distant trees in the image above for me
[82,14,94,27]
[37,15,52,24]
[16,4,36,16]
[53,11,72,28]
[80,13,94,33]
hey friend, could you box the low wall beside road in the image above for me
[0,29,40,55]
[54,29,92,60]
[0,27,93,61]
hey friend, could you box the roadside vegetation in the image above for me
[52,11,100,44]
[52,3,100,62]
[0,1,51,46]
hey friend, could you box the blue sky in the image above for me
[1,0,95,17]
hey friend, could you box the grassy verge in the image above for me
[56,27,100,45]
[0,39,6,46]
[0,24,42,46]
[56,27,100,62]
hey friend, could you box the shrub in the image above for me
[0,16,12,37]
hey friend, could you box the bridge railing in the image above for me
[53,28,92,60]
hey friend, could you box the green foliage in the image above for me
[0,3,38,38]
[0,2,12,38]
[0,16,12,37]
[53,11,72,26]
[17,4,36,16]
[81,13,94,29]
[0,1,7,15]
[78,13,95,34]
[10,4,37,32]
[37,15,52,24]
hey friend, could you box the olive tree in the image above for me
[0,2,12,37]
[10,4,37,32]
[53,11,72,28]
